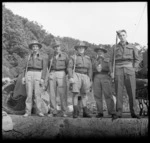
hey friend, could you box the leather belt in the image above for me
[116,59,133,62]
[51,69,65,71]
[75,70,87,75]
[76,67,88,69]
[94,71,109,75]
[116,62,133,68]
[28,68,42,71]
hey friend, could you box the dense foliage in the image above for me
[2,5,147,79]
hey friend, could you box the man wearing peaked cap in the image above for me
[22,40,48,117]
[93,46,118,120]
[68,41,92,118]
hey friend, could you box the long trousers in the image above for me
[25,71,42,114]
[93,74,116,115]
[48,71,67,113]
[115,68,138,116]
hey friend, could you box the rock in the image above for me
[2,115,148,139]
[68,105,73,112]
[2,111,14,132]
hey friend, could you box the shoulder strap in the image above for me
[24,54,31,77]
[73,54,77,73]
[48,57,53,73]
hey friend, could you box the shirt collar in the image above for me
[77,53,85,56]
[119,41,129,46]
[54,52,62,57]
[31,52,40,57]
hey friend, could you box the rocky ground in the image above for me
[2,114,148,139]
[3,86,148,140]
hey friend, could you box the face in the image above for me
[118,31,127,42]
[54,45,61,53]
[31,44,40,53]
[97,50,104,57]
[77,46,85,54]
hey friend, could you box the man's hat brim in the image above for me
[29,43,42,49]
[74,46,88,50]
[94,48,107,53]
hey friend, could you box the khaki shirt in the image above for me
[24,53,48,80]
[68,53,92,79]
[93,56,111,74]
[48,52,69,71]
[111,42,140,75]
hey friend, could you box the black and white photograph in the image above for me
[2,2,148,140]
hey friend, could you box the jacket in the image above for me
[93,56,111,74]
[48,52,69,72]
[111,42,140,75]
[24,53,48,80]
[68,53,92,79]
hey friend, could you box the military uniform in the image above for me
[68,41,92,118]
[48,51,69,116]
[112,41,140,117]
[93,56,116,116]
[24,40,48,116]
[92,46,117,118]
[68,53,92,93]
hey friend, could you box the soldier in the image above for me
[93,46,118,120]
[47,40,68,117]
[111,29,140,119]
[22,40,48,117]
[68,41,92,118]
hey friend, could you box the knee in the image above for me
[105,94,112,100]
[94,94,101,99]
[58,86,66,92]
[81,93,87,98]
[26,96,32,101]
[73,93,79,97]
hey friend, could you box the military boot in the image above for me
[83,107,91,118]
[73,106,79,118]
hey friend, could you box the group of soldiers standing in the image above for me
[22,29,141,120]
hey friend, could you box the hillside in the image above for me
[2,4,145,79]
[1,5,94,78]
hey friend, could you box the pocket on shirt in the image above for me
[57,61,66,67]
[126,47,133,55]
[36,58,43,67]
[115,49,122,58]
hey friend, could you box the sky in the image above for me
[3,2,148,47]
